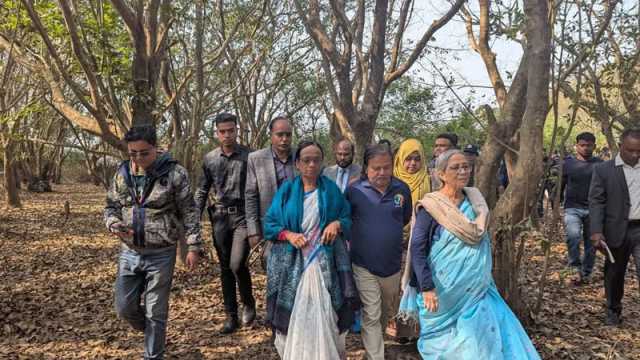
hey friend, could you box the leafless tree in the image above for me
[293,0,466,157]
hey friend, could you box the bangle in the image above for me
[277,230,288,241]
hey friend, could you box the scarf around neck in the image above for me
[419,187,489,245]
[401,187,490,289]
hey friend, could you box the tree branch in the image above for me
[462,0,507,108]
[557,0,618,81]
[389,0,412,73]
[21,0,100,118]
[110,0,140,43]
[385,0,466,86]
[57,0,104,114]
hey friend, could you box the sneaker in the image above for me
[564,271,582,286]
[580,274,593,284]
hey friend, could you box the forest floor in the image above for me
[1,183,639,359]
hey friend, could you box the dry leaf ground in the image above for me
[1,183,639,359]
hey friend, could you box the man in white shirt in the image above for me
[589,128,640,326]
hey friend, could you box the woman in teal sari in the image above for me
[263,141,359,359]
[398,149,540,359]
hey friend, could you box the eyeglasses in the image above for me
[299,157,322,165]
[128,149,153,159]
[447,164,471,173]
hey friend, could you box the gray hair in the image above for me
[435,149,466,173]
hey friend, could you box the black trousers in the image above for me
[604,223,640,315]
[210,211,254,316]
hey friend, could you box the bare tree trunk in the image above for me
[351,113,376,161]
[53,149,66,184]
[597,114,629,154]
[490,0,551,323]
[111,0,172,128]
[3,142,21,207]
[184,0,205,174]
[475,55,529,204]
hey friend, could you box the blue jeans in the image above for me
[114,245,176,359]
[564,208,595,277]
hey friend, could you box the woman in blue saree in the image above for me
[263,141,359,359]
[398,149,540,359]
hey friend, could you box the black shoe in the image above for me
[605,311,621,326]
[241,304,256,327]
[220,316,239,334]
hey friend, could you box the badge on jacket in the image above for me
[393,194,404,208]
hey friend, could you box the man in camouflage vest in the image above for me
[104,125,202,359]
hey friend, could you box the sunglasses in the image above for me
[128,149,154,159]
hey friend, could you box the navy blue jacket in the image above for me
[410,207,440,291]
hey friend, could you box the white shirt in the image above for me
[615,154,640,220]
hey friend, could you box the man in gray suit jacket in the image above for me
[322,139,361,192]
[245,116,296,247]
[589,128,640,326]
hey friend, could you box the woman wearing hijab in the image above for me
[391,139,431,340]
[398,149,540,359]
[263,140,359,360]
[393,139,431,206]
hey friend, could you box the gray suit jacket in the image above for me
[322,163,361,188]
[589,159,631,248]
[245,147,296,237]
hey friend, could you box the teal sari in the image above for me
[415,198,540,359]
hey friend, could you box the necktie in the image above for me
[338,167,347,192]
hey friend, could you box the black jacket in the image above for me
[589,159,632,248]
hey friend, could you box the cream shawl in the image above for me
[400,187,490,289]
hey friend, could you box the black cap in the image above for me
[463,144,479,156]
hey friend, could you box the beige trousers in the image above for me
[352,264,401,360]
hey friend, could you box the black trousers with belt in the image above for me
[209,207,255,316]
[604,221,640,316]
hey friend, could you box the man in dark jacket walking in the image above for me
[589,128,640,326]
